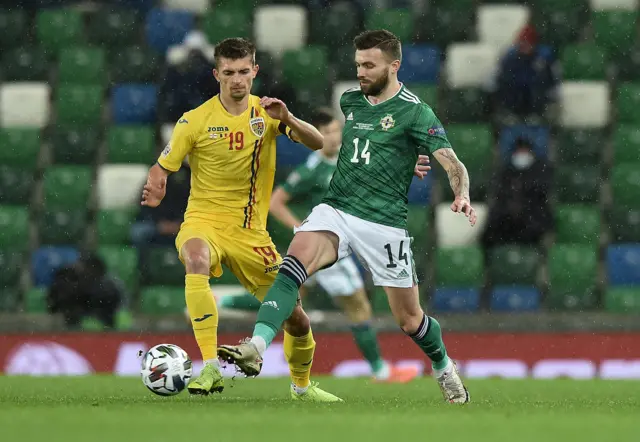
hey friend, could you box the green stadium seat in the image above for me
[605,286,640,313]
[215,0,256,11]
[488,245,540,286]
[406,85,438,110]
[555,205,601,245]
[25,287,47,313]
[56,85,104,127]
[39,209,87,245]
[561,44,607,81]
[441,88,488,123]
[533,0,585,48]
[0,129,40,169]
[613,125,640,164]
[282,46,328,89]
[97,209,135,245]
[333,45,356,80]
[140,286,185,315]
[593,11,637,60]
[0,9,27,49]
[107,125,155,164]
[436,246,484,287]
[0,288,20,312]
[145,247,184,286]
[110,46,160,83]
[616,83,640,124]
[88,8,140,47]
[0,166,33,205]
[442,124,493,201]
[0,249,23,291]
[366,9,413,41]
[611,164,640,206]
[50,127,99,165]
[98,245,138,292]
[420,0,474,47]
[43,166,92,210]
[556,129,604,164]
[555,165,600,203]
[37,8,84,54]
[310,2,360,47]
[2,47,49,82]
[202,9,251,44]
[610,207,640,243]
[58,47,106,85]
[0,205,29,250]
[547,244,597,310]
[617,44,640,81]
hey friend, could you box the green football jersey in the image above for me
[322,84,451,229]
[282,152,336,211]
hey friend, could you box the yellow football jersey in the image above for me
[158,95,295,231]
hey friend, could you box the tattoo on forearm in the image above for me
[440,150,470,199]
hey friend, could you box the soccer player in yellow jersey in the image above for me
[141,38,342,402]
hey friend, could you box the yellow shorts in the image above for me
[175,221,282,301]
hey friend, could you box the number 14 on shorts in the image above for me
[384,240,408,269]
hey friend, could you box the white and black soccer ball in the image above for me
[141,344,192,396]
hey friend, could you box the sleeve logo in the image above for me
[428,126,446,136]
[178,118,188,124]
[162,143,171,157]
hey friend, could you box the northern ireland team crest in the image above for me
[250,117,266,137]
[380,114,395,131]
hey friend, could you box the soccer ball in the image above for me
[141,344,192,396]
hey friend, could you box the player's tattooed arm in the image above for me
[433,148,477,226]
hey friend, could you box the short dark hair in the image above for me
[214,38,256,67]
[353,30,402,62]
[310,108,336,129]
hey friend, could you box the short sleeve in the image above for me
[409,105,452,154]
[157,114,195,172]
[281,165,313,198]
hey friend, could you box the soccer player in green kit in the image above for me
[219,30,476,403]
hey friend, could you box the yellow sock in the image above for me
[283,329,315,388]
[185,274,218,361]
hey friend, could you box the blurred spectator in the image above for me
[494,24,558,125]
[47,253,125,329]
[131,159,190,248]
[482,137,553,249]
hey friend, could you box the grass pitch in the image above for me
[0,376,637,442]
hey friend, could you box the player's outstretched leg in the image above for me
[180,239,224,395]
[334,289,418,384]
[385,285,469,404]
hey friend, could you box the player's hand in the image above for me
[260,97,290,122]
[414,155,431,179]
[451,196,477,226]
[141,176,167,208]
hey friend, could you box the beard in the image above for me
[360,72,389,97]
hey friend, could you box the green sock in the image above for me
[351,322,385,374]
[408,315,450,371]
[252,272,300,347]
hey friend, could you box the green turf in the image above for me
[0,376,638,441]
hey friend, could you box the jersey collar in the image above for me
[362,82,404,107]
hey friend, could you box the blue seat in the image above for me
[490,285,540,312]
[432,288,480,312]
[399,45,440,84]
[498,125,550,159]
[111,85,158,124]
[408,175,432,205]
[31,246,79,287]
[276,136,311,167]
[607,244,640,286]
[145,8,194,53]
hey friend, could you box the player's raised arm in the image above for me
[432,148,477,226]
[260,97,324,151]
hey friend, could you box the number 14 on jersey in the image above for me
[351,138,370,165]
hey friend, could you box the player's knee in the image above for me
[284,305,310,337]
[396,311,425,335]
[183,249,210,275]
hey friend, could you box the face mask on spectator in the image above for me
[511,151,535,170]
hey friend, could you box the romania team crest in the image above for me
[380,114,395,131]
[250,117,266,138]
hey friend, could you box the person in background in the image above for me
[494,24,558,125]
[482,137,553,249]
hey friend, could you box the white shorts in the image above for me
[305,255,364,297]
[295,203,417,288]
